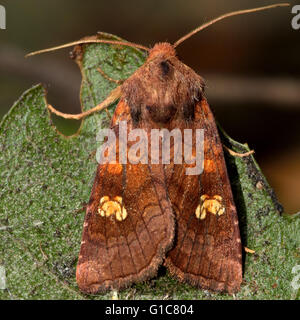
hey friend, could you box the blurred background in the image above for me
[0,0,299,213]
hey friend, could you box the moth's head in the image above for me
[122,42,204,126]
[146,43,178,85]
[147,42,176,61]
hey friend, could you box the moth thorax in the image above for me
[146,104,177,124]
[148,42,176,60]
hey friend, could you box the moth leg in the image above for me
[39,242,48,261]
[47,86,121,120]
[244,247,255,254]
[223,145,254,157]
[97,67,124,85]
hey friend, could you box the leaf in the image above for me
[0,34,299,300]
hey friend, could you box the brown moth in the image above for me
[27,3,289,294]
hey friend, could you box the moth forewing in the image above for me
[76,100,175,293]
[165,99,242,294]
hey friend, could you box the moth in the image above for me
[27,3,289,294]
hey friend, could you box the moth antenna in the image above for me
[97,67,124,85]
[223,145,254,158]
[173,3,290,48]
[48,86,122,120]
[26,39,149,57]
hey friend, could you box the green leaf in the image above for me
[0,34,299,300]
